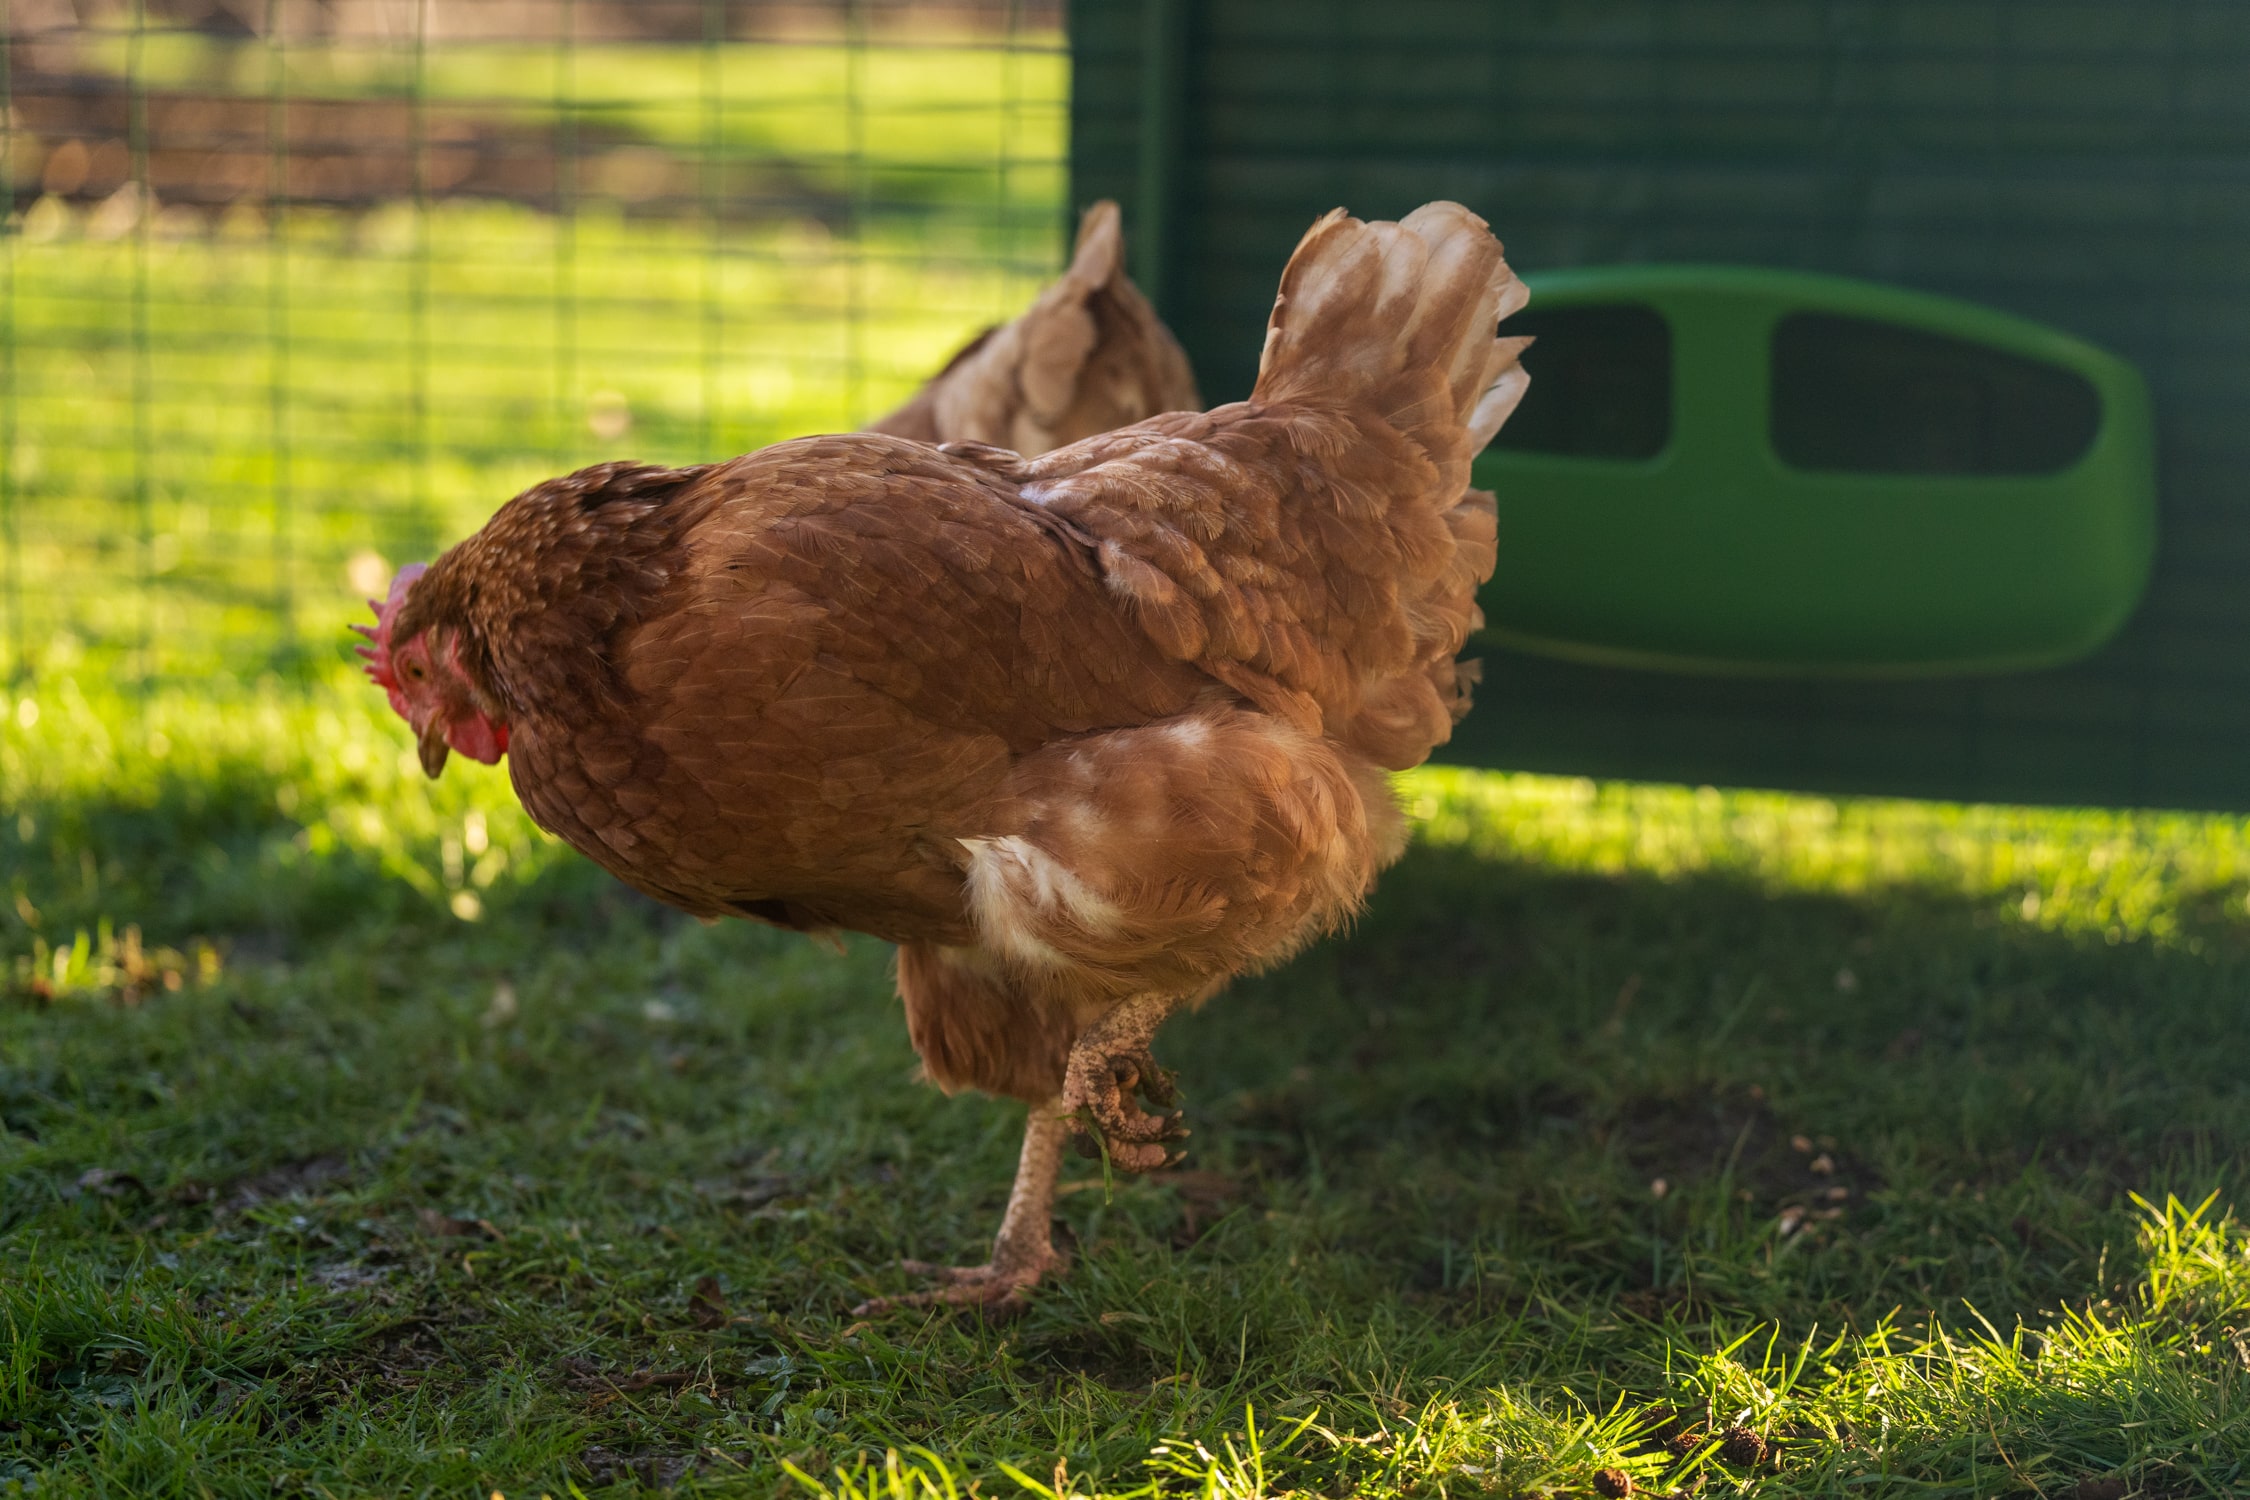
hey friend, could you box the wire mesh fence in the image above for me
[0,0,1067,686]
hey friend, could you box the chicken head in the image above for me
[356,563,510,777]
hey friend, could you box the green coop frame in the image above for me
[1072,0,2250,811]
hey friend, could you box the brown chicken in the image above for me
[358,201,1529,1311]
[865,200,1200,456]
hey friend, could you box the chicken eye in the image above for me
[403,660,425,681]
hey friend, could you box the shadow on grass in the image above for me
[1167,840,2250,1329]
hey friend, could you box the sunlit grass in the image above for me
[2,671,551,968]
[1410,766,2250,949]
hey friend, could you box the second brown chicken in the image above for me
[866,199,1200,457]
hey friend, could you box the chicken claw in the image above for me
[854,1101,1070,1318]
[851,1249,1061,1318]
[1062,996,1187,1173]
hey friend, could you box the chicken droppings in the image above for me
[1720,1427,1769,1466]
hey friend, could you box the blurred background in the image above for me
[3,0,1063,684]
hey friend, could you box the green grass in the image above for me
[5,673,2250,1496]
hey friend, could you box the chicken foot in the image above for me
[1062,992,1186,1173]
[855,995,1186,1315]
[852,1098,1069,1316]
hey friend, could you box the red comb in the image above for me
[355,562,427,705]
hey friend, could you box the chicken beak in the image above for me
[417,716,452,779]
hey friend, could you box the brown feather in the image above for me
[396,203,1525,1102]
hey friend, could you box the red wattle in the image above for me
[445,711,508,765]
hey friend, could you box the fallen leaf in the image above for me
[692,1174,796,1210]
[416,1207,502,1240]
[688,1275,729,1330]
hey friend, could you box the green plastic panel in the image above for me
[1477,266,2156,677]
[1072,0,2250,810]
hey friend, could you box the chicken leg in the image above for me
[856,995,1188,1314]
[852,1098,1071,1315]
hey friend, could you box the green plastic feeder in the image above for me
[1471,266,2156,677]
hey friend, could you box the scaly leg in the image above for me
[1062,993,1186,1173]
[853,1098,1069,1316]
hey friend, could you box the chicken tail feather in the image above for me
[1250,201,1529,461]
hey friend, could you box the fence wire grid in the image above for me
[0,0,1068,686]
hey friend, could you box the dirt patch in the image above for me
[1606,1087,1879,1217]
[12,78,841,223]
